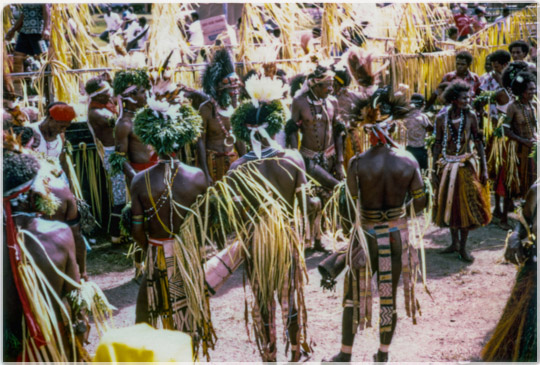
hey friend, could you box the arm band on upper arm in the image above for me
[411,187,425,200]
[66,212,81,226]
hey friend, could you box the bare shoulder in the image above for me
[392,148,421,170]
[292,93,307,107]
[179,163,208,191]
[130,170,146,194]
[198,100,212,116]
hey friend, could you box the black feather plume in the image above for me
[202,48,235,99]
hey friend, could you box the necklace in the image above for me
[518,99,536,138]
[308,99,329,151]
[213,100,236,147]
[443,108,465,158]
[144,165,180,220]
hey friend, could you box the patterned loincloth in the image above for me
[435,154,491,229]
[103,147,127,206]
[206,149,238,182]
[344,214,421,334]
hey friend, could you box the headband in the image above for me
[89,83,113,99]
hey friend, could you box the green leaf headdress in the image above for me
[231,75,289,158]
[133,96,202,156]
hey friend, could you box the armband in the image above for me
[120,203,133,236]
[66,212,81,226]
[411,187,425,200]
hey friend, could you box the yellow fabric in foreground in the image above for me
[93,323,192,362]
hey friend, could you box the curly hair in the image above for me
[501,61,529,89]
[84,76,104,95]
[3,151,39,194]
[332,66,352,87]
[456,51,473,66]
[442,80,471,104]
[11,125,35,146]
[509,40,530,55]
[490,50,511,66]
[510,71,536,96]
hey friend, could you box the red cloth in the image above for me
[441,71,481,96]
[130,153,158,172]
[89,100,117,115]
[454,13,473,37]
[49,104,76,122]
[3,187,47,349]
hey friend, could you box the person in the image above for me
[432,81,491,262]
[501,71,537,227]
[300,27,321,55]
[4,4,51,95]
[3,151,88,361]
[286,64,346,251]
[28,102,76,178]
[472,6,487,33]
[129,96,216,360]
[509,40,531,62]
[100,6,122,43]
[447,26,459,42]
[403,93,433,171]
[453,4,473,41]
[482,183,537,362]
[109,69,154,188]
[85,76,126,243]
[331,63,366,168]
[441,51,481,97]
[188,12,204,47]
[325,86,427,362]
[130,16,149,50]
[224,75,320,361]
[494,6,511,28]
[197,48,246,184]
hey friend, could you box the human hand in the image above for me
[480,169,488,185]
[5,29,14,41]
[42,29,50,41]
[335,164,346,181]
[504,232,525,265]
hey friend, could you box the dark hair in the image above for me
[308,65,330,82]
[490,50,511,66]
[191,12,199,21]
[438,81,450,92]
[3,151,40,193]
[45,101,68,116]
[139,17,147,26]
[290,73,306,97]
[410,93,425,106]
[312,27,321,37]
[84,76,104,95]
[442,80,471,104]
[332,67,352,87]
[509,40,530,55]
[502,61,529,89]
[448,26,458,37]
[11,126,35,146]
[510,71,536,96]
[502,7,510,16]
[456,51,473,66]
[474,7,485,15]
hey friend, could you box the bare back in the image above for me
[115,114,154,164]
[88,107,116,147]
[348,145,423,210]
[228,149,307,210]
[130,162,209,238]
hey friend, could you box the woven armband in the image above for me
[411,187,425,200]
[108,151,128,176]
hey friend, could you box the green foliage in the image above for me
[108,152,128,176]
[472,91,497,109]
[231,100,286,143]
[133,105,202,155]
[112,69,150,96]
[120,202,132,237]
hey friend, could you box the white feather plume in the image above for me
[244,75,288,107]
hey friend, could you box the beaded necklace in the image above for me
[518,99,536,138]
[443,108,465,158]
[307,93,329,151]
[212,101,236,147]
[144,163,180,221]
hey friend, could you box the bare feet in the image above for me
[440,244,459,254]
[322,351,351,362]
[458,249,474,263]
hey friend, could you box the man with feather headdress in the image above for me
[324,84,428,363]
[222,75,320,361]
[197,48,246,184]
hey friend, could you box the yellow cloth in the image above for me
[93,323,192,362]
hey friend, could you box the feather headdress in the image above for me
[202,48,238,100]
[347,48,388,88]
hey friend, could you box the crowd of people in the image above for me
[2,2,537,363]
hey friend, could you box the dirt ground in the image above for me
[86,216,517,363]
